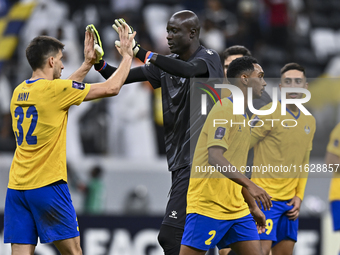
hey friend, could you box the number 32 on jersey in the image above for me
[14,105,38,146]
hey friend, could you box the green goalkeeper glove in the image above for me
[86,24,104,63]
[112,18,140,56]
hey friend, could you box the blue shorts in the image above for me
[181,213,259,251]
[259,200,298,246]
[331,201,340,231]
[4,181,79,244]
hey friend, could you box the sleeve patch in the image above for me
[334,139,339,147]
[215,127,226,140]
[72,81,85,90]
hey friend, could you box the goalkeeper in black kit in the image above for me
[87,10,270,255]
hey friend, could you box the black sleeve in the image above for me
[153,55,208,78]
[94,60,147,84]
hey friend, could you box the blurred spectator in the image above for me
[143,3,183,53]
[123,185,150,215]
[67,163,86,192]
[234,0,264,53]
[110,0,142,16]
[0,74,11,135]
[200,17,226,54]
[262,0,290,50]
[84,166,105,214]
[201,0,239,49]
[0,73,15,151]
[17,0,74,83]
[107,60,157,158]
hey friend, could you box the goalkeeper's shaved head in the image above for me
[171,10,200,38]
[166,10,201,58]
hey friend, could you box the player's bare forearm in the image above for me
[242,187,257,210]
[84,56,132,101]
[68,61,93,82]
[208,146,253,186]
[208,146,272,210]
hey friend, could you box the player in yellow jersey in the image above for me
[180,56,272,255]
[325,123,340,255]
[220,46,272,255]
[250,63,316,255]
[4,24,135,255]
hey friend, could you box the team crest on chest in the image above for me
[304,125,310,134]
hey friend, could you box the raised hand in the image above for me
[112,18,140,56]
[116,23,136,58]
[84,30,97,65]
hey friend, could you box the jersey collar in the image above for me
[26,78,44,84]
[228,97,247,119]
[279,100,300,119]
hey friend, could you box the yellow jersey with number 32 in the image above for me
[187,97,250,220]
[326,122,340,201]
[9,78,90,190]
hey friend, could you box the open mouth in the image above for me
[288,93,298,98]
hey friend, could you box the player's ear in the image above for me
[190,28,196,39]
[48,56,54,67]
[241,74,248,86]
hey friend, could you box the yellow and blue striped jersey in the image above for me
[326,123,340,201]
[9,78,90,190]
[187,97,250,220]
[250,101,316,201]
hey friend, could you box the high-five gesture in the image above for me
[115,22,136,58]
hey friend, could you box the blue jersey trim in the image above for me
[286,107,300,120]
[279,100,300,120]
[26,78,44,84]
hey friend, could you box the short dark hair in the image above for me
[223,45,252,60]
[227,56,258,80]
[26,36,64,71]
[280,63,305,76]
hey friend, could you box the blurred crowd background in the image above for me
[1,0,340,216]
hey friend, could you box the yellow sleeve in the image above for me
[327,123,340,156]
[53,79,90,110]
[206,104,231,150]
[250,133,260,149]
[296,151,310,200]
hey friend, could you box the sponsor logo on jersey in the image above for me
[169,210,178,219]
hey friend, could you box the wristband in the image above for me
[144,51,154,65]
[94,60,107,71]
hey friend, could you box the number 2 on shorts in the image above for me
[205,230,216,245]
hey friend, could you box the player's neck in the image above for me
[179,41,200,61]
[286,104,299,113]
[30,69,53,81]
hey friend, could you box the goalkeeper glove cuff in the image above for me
[94,60,107,71]
[136,47,154,65]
